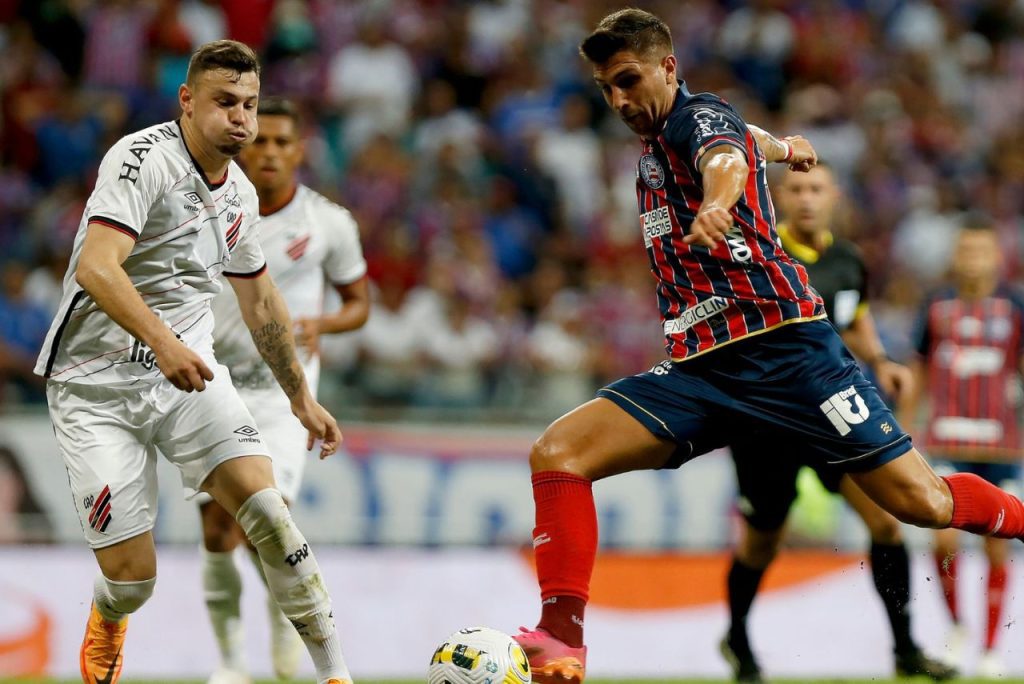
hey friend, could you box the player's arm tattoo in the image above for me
[251,319,304,398]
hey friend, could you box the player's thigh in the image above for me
[153,365,273,501]
[552,360,730,480]
[730,435,801,534]
[848,447,952,528]
[532,398,676,480]
[47,381,160,551]
[243,386,308,502]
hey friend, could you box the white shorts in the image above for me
[194,386,309,504]
[47,365,271,549]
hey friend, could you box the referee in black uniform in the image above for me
[718,163,956,682]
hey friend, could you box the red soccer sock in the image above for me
[933,551,959,623]
[986,563,1008,650]
[943,474,1024,538]
[531,471,596,648]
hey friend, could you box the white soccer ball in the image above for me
[428,626,532,684]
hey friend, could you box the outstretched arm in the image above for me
[748,124,817,172]
[229,272,342,457]
[685,146,748,249]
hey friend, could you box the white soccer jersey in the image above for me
[211,184,366,391]
[35,120,266,385]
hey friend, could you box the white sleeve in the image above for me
[85,140,167,239]
[324,206,368,285]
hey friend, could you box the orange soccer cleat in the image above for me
[80,602,127,684]
[513,626,587,684]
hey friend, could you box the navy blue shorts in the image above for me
[597,320,913,487]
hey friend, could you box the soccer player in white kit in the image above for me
[35,42,353,684]
[200,97,369,683]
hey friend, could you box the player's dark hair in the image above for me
[580,8,673,64]
[186,40,260,85]
[258,97,301,127]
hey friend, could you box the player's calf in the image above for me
[235,488,351,684]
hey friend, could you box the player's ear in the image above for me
[179,83,193,117]
[662,53,677,84]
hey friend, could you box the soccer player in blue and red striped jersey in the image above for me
[906,217,1024,677]
[513,9,1024,684]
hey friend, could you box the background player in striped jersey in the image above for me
[721,164,955,682]
[905,217,1024,677]
[200,97,369,684]
[513,10,1024,684]
[34,42,352,684]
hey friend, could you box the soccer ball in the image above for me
[428,626,532,684]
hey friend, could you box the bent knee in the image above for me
[200,502,244,552]
[97,574,156,615]
[737,527,782,568]
[529,432,589,478]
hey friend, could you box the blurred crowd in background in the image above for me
[2,0,1024,419]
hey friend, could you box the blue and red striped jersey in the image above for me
[912,285,1024,460]
[635,84,824,361]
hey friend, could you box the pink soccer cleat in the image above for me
[513,627,587,684]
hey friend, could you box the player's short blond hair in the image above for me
[186,40,260,86]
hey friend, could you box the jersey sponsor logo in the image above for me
[663,297,729,335]
[820,386,870,436]
[129,337,158,370]
[641,206,673,248]
[724,224,751,262]
[88,484,113,533]
[936,343,1004,378]
[532,532,552,548]
[639,153,665,189]
[691,107,732,143]
[118,123,178,185]
[932,416,1004,443]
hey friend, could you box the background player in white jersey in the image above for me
[200,97,369,684]
[35,42,352,684]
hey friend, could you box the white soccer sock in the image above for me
[236,488,351,683]
[202,549,247,672]
[93,573,155,622]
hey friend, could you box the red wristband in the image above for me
[782,140,794,163]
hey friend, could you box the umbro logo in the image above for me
[183,191,202,213]
[234,425,261,443]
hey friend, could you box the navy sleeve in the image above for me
[662,97,748,174]
[910,293,933,358]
